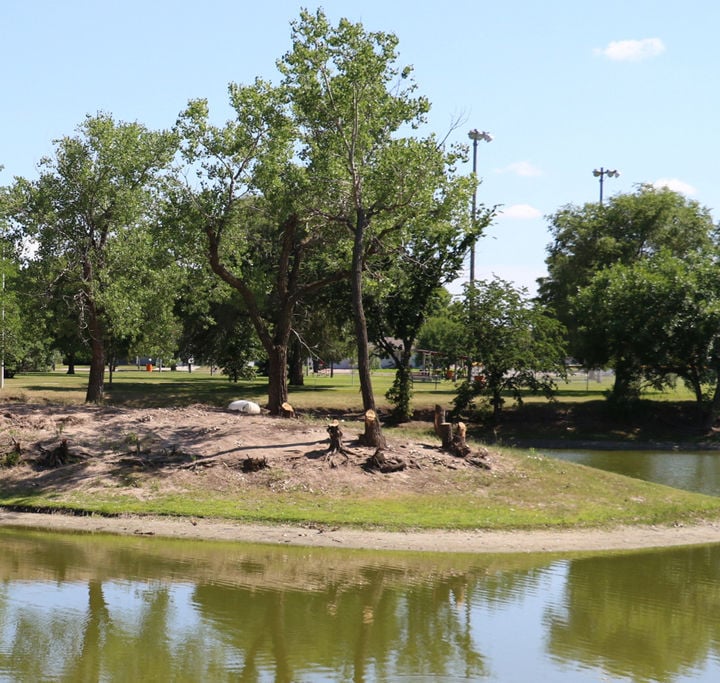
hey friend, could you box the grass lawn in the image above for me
[3,365,617,410]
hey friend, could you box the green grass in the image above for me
[2,365,614,411]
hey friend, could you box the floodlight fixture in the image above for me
[468,129,493,143]
[593,167,620,204]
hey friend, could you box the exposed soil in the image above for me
[2,402,720,554]
[0,403,494,501]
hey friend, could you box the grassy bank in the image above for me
[3,444,720,532]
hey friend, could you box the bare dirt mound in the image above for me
[0,403,494,501]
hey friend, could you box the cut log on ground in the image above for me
[466,455,491,470]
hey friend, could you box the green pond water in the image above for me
[545,448,720,497]
[1,526,720,681]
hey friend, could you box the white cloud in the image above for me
[652,178,697,195]
[595,38,666,62]
[496,161,543,177]
[499,204,542,220]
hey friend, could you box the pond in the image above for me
[543,448,720,497]
[2,527,720,681]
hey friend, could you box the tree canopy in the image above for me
[453,278,567,417]
[9,114,178,402]
[278,9,476,443]
[539,185,718,404]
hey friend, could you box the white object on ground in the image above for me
[227,400,261,414]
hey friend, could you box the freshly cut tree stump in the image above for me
[449,421,471,458]
[359,409,387,449]
[434,406,488,465]
[279,402,296,419]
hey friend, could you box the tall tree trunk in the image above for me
[66,352,76,375]
[610,358,641,405]
[266,345,289,415]
[85,307,105,403]
[704,362,720,430]
[288,335,305,386]
[351,210,386,448]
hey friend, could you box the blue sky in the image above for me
[2,1,718,294]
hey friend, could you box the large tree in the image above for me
[539,185,717,401]
[280,9,472,445]
[574,251,720,421]
[174,84,345,414]
[365,198,486,422]
[11,114,177,402]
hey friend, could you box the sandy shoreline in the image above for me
[2,510,720,554]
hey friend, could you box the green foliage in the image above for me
[540,185,718,404]
[174,62,349,413]
[453,278,567,418]
[279,9,480,434]
[10,113,178,401]
[417,304,467,372]
[573,251,720,420]
[365,182,492,421]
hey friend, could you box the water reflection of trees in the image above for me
[192,566,491,680]
[546,545,720,682]
[0,528,549,681]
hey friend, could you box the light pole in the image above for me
[468,129,492,283]
[593,167,620,205]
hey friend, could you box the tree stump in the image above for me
[433,404,445,438]
[363,448,406,473]
[241,456,269,472]
[325,420,352,465]
[280,402,296,419]
[326,421,350,454]
[434,406,491,468]
[37,439,76,467]
[359,409,387,449]
[434,404,454,450]
[449,421,471,458]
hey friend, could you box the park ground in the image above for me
[2,368,720,553]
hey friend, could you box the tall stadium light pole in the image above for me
[593,167,620,205]
[468,129,493,283]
